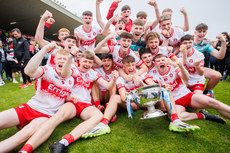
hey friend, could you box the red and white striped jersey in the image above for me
[108,45,144,70]
[71,67,102,104]
[74,25,102,51]
[153,66,190,101]
[95,67,113,91]
[27,65,74,116]
[177,48,205,86]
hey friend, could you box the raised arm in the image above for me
[180,8,189,32]
[35,10,52,48]
[96,0,105,29]
[106,0,121,20]
[24,42,56,78]
[210,34,226,59]
[101,14,120,36]
[177,61,189,84]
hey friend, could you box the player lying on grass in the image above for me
[81,55,200,139]
[0,42,75,152]
[153,54,227,124]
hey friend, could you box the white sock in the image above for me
[59,139,69,146]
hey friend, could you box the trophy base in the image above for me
[141,109,167,119]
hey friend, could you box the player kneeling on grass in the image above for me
[153,54,227,124]
[81,55,198,139]
[0,42,75,153]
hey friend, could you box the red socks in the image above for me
[62,134,75,145]
[196,113,205,119]
[101,118,109,125]
[19,144,33,153]
[171,113,179,122]
[94,100,101,107]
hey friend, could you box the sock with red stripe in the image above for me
[19,144,33,153]
[59,134,75,146]
[196,113,205,119]
[101,118,109,125]
[170,113,179,122]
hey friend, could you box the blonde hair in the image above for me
[58,28,70,36]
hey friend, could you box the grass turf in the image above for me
[0,78,230,153]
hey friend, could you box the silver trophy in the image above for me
[135,84,167,119]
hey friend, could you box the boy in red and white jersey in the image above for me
[153,54,228,126]
[154,15,184,50]
[94,31,148,80]
[0,42,74,152]
[106,0,132,32]
[146,32,177,61]
[94,54,116,108]
[74,11,102,52]
[177,34,205,94]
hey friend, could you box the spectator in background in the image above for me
[0,40,6,86]
[5,37,23,83]
[29,38,39,57]
[216,32,230,81]
[11,28,33,88]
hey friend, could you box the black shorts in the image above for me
[8,61,20,72]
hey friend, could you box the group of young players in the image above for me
[0,0,229,152]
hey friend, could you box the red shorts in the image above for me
[14,103,51,129]
[188,84,204,92]
[175,92,195,108]
[67,101,92,117]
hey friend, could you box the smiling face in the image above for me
[54,53,68,75]
[194,29,207,41]
[141,53,153,68]
[12,31,21,39]
[119,37,132,52]
[79,57,94,73]
[102,58,113,71]
[147,38,159,52]
[58,31,70,43]
[132,24,143,40]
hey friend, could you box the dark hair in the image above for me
[181,34,194,43]
[222,32,230,40]
[121,5,131,11]
[115,18,125,24]
[63,35,78,43]
[100,53,113,60]
[122,55,135,64]
[120,31,133,40]
[195,23,208,31]
[154,54,167,61]
[136,11,147,18]
[11,28,21,33]
[82,11,93,16]
[139,48,152,59]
